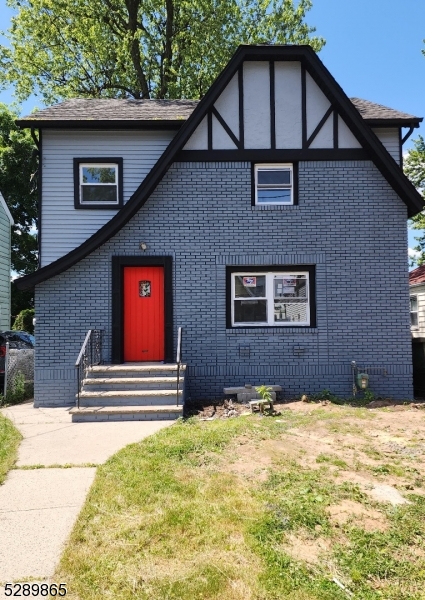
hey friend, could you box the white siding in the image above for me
[243,61,271,149]
[0,205,11,330]
[372,128,400,164]
[275,62,302,149]
[411,283,425,339]
[41,129,175,266]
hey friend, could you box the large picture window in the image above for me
[254,164,294,205]
[228,267,315,327]
[74,157,123,209]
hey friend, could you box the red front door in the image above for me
[123,266,165,361]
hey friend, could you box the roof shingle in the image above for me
[409,265,425,285]
[17,96,421,126]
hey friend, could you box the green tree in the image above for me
[404,136,425,266]
[12,308,35,334]
[0,0,325,103]
[0,104,38,276]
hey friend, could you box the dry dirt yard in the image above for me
[56,398,425,600]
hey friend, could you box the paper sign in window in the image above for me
[243,277,257,287]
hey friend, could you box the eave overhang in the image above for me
[16,44,425,291]
[17,119,185,130]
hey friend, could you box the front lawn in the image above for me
[56,403,425,599]
[0,412,22,484]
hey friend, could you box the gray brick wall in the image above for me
[34,160,413,406]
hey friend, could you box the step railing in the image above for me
[176,327,183,406]
[75,329,103,408]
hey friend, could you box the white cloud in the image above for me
[408,247,420,258]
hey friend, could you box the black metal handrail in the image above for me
[176,327,183,407]
[75,329,103,408]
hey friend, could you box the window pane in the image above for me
[81,185,118,203]
[274,300,308,323]
[257,189,292,204]
[257,169,291,186]
[411,312,418,327]
[234,275,266,298]
[234,300,267,323]
[410,296,418,311]
[274,276,307,298]
[82,167,116,184]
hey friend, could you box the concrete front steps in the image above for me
[70,363,186,422]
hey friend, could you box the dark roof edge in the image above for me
[366,118,422,128]
[16,44,425,291]
[16,119,185,130]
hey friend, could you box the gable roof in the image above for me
[410,265,425,286]
[17,96,421,129]
[16,44,425,291]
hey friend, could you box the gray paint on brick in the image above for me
[34,159,413,406]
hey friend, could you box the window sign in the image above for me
[243,277,257,287]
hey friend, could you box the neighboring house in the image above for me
[15,45,424,418]
[0,192,14,331]
[409,265,425,396]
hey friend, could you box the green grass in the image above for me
[0,413,22,484]
[55,410,425,600]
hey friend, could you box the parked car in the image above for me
[0,331,35,390]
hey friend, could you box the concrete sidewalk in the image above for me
[0,401,173,591]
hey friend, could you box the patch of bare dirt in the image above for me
[328,500,388,531]
[282,532,331,565]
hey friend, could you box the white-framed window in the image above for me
[230,270,311,327]
[73,157,123,209]
[254,164,293,205]
[410,295,418,328]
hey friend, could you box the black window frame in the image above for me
[226,265,316,328]
[251,162,299,206]
[73,157,124,209]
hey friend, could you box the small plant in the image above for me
[363,389,375,403]
[255,385,273,402]
[3,371,32,406]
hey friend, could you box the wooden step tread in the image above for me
[70,405,183,415]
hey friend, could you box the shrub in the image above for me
[12,308,35,334]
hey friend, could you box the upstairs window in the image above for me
[254,164,294,205]
[74,158,123,209]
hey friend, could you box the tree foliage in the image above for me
[0,104,38,276]
[404,136,425,266]
[0,0,325,103]
[12,308,35,334]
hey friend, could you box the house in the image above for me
[409,265,425,396]
[0,192,14,331]
[15,45,424,420]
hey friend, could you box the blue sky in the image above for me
[0,0,424,255]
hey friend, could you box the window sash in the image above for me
[410,296,418,328]
[79,163,119,205]
[255,164,293,205]
[231,271,310,326]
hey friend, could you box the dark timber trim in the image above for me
[301,63,307,149]
[270,61,276,150]
[211,106,241,149]
[73,157,124,210]
[238,66,244,148]
[177,149,368,162]
[333,111,339,149]
[226,264,316,329]
[207,112,213,150]
[111,256,173,364]
[16,45,424,290]
[306,105,333,148]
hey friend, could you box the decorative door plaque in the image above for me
[139,281,151,297]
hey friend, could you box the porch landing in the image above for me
[71,363,186,422]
